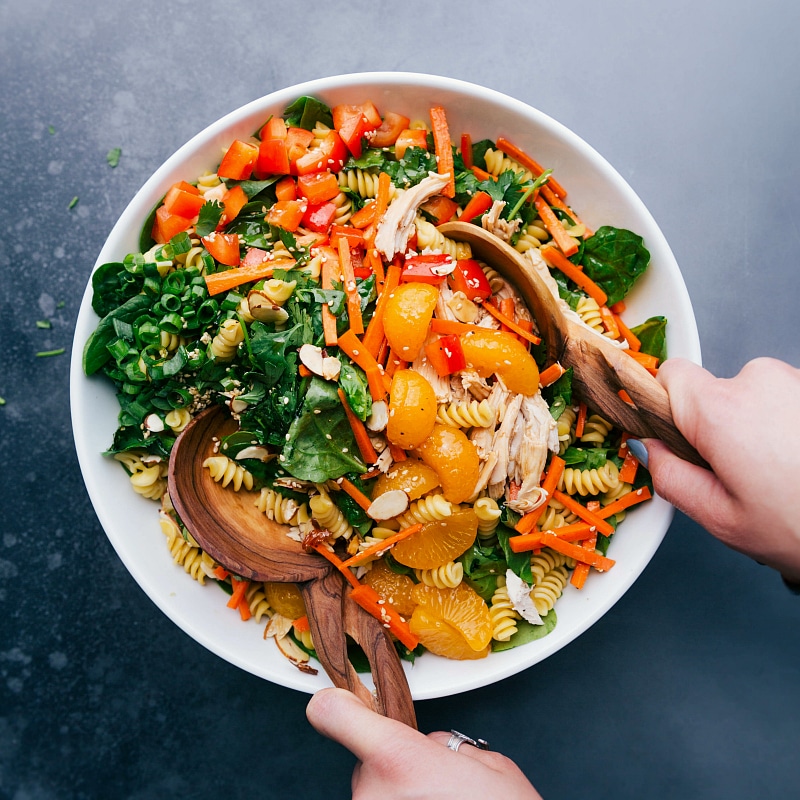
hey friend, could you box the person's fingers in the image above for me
[643,438,738,545]
[306,687,420,763]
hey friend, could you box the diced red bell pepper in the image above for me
[395,129,428,159]
[267,199,306,232]
[297,171,340,204]
[449,258,493,301]
[201,232,241,266]
[152,205,193,244]
[221,185,248,225]
[275,176,297,201]
[330,225,365,249]
[286,127,315,172]
[371,110,411,147]
[242,247,270,267]
[163,184,205,219]
[350,246,371,279]
[217,140,259,181]
[333,105,373,159]
[400,253,452,285]
[295,130,347,175]
[424,334,466,377]
[358,101,382,128]
[260,117,287,141]
[257,138,290,176]
[420,195,459,225]
[302,201,337,234]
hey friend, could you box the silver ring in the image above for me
[446,729,490,752]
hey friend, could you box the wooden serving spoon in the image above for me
[438,221,706,467]
[167,404,417,727]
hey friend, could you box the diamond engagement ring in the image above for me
[446,730,490,752]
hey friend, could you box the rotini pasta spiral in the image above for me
[245,581,272,623]
[576,296,617,340]
[294,627,315,651]
[164,407,192,434]
[203,455,255,492]
[556,405,578,454]
[159,330,186,353]
[489,582,520,641]
[415,561,464,589]
[258,278,297,305]
[395,493,452,527]
[196,171,223,196]
[329,190,353,225]
[473,496,501,542]
[209,318,244,361]
[129,463,168,500]
[160,512,214,583]
[580,413,614,446]
[530,548,573,585]
[309,491,353,540]
[531,565,570,616]
[415,218,472,259]
[538,499,579,532]
[478,260,505,294]
[255,488,306,525]
[483,148,534,181]
[558,460,620,496]
[513,221,550,253]
[436,399,495,429]
[338,169,396,199]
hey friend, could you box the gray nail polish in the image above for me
[626,438,649,469]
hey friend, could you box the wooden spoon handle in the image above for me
[569,329,708,468]
[301,572,417,728]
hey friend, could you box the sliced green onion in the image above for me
[36,348,65,357]
[158,312,183,334]
[36,320,52,329]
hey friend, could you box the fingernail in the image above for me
[626,438,649,469]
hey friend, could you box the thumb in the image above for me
[307,687,417,762]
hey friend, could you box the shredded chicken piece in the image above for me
[374,172,451,260]
[487,393,524,498]
[435,283,459,322]
[461,370,492,401]
[481,200,522,243]
[469,383,509,459]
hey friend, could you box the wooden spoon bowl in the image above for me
[168,404,416,727]
[439,221,706,467]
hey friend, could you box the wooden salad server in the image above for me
[167,404,417,728]
[439,221,707,467]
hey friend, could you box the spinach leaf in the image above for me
[496,524,533,584]
[283,96,333,131]
[491,611,557,652]
[542,366,573,418]
[579,226,650,306]
[83,294,153,375]
[339,362,371,421]
[334,473,373,536]
[459,544,505,602]
[562,446,610,469]
[281,377,365,482]
[470,139,495,170]
[90,261,143,317]
[631,316,668,362]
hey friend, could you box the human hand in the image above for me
[637,357,800,582]
[306,687,542,800]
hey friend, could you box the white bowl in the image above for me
[71,72,700,700]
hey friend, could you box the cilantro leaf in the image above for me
[195,200,224,237]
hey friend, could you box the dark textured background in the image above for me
[2,1,798,798]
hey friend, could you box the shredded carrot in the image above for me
[337,329,391,400]
[430,106,455,198]
[537,532,616,572]
[499,297,516,332]
[312,544,361,589]
[598,305,621,339]
[627,350,660,373]
[238,595,252,621]
[460,133,473,169]
[430,318,491,336]
[360,468,383,480]
[227,577,249,610]
[340,523,424,569]
[610,300,626,314]
[339,476,374,512]
[337,389,378,466]
[618,433,631,459]
[321,247,339,346]
[338,237,364,335]
[459,190,493,223]
[538,362,566,387]
[374,172,392,222]
[575,402,588,438]
[349,584,419,651]
[618,451,640,484]
[213,566,230,581]
[540,184,591,236]
[618,389,634,405]
[204,258,295,296]
[614,314,641,351]
[384,348,408,380]
[515,455,566,533]
[495,136,568,199]
[552,490,615,536]
[298,364,312,378]
[534,196,579,257]
[471,165,495,182]
[540,245,607,306]
[350,200,377,229]
[596,486,652,519]
[509,522,595,552]
[388,443,407,462]
[292,615,310,633]
[362,261,401,357]
[481,301,542,344]
[569,531,597,589]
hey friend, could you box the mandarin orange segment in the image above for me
[264,582,306,619]
[411,582,492,651]
[387,369,437,449]
[390,508,478,570]
[383,282,439,361]
[363,558,417,618]
[459,329,539,395]
[372,460,441,501]
[409,606,490,660]
[415,424,480,504]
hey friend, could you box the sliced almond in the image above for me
[230,396,249,414]
[248,290,290,324]
[299,343,325,376]
[430,256,456,276]
[367,488,409,521]
[366,400,389,432]
[235,445,272,462]
[264,613,293,640]
[321,355,342,381]
[275,631,310,665]
[144,413,165,433]
[448,290,480,323]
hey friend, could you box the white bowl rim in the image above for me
[71,71,701,700]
